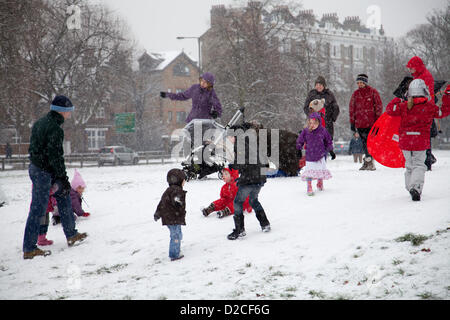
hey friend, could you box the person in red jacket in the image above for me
[349,74,383,171]
[202,168,252,218]
[406,56,434,102]
[385,79,450,201]
[406,56,437,171]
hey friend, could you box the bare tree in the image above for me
[202,0,305,131]
[401,4,450,80]
[0,0,139,152]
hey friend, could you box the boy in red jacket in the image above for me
[386,80,450,201]
[202,168,252,218]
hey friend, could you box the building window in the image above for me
[173,63,190,76]
[167,111,173,123]
[176,111,186,123]
[86,128,107,151]
[332,45,340,58]
[95,107,105,119]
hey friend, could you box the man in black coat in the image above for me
[303,76,340,139]
[23,96,87,259]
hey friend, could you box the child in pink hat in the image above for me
[51,169,90,225]
[70,169,90,218]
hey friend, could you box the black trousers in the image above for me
[357,127,372,158]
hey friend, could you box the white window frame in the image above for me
[95,107,106,119]
[85,128,108,151]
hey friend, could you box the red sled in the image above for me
[367,112,405,168]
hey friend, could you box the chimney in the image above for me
[343,16,361,31]
[298,9,315,26]
[211,5,227,26]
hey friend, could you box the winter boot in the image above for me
[227,215,246,240]
[52,215,61,225]
[202,203,215,217]
[359,157,370,170]
[37,234,54,246]
[255,210,271,232]
[307,179,314,196]
[23,248,51,260]
[217,207,232,219]
[409,189,421,201]
[366,157,376,171]
[171,254,185,261]
[317,179,324,191]
[67,232,88,247]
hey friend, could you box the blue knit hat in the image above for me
[50,95,74,112]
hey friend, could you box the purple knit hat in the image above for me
[200,72,215,86]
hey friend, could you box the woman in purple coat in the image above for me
[296,113,336,196]
[160,72,222,123]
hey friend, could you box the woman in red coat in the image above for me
[202,168,252,218]
[385,79,450,201]
[406,56,434,101]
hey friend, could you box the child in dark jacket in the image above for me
[227,121,271,240]
[349,132,364,163]
[202,168,252,218]
[296,113,335,196]
[154,169,187,261]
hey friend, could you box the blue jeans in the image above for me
[233,184,264,218]
[23,164,77,252]
[167,225,183,259]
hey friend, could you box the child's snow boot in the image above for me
[317,179,324,191]
[52,215,61,225]
[227,215,246,240]
[37,234,54,246]
[217,207,232,219]
[409,189,421,201]
[202,203,215,217]
[255,210,271,232]
[307,179,314,196]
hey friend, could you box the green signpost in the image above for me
[115,113,135,133]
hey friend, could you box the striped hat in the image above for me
[356,74,368,84]
[50,95,75,112]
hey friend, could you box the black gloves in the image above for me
[154,213,160,222]
[297,149,303,158]
[56,176,71,197]
[351,124,356,132]
[160,92,167,98]
[330,150,336,160]
[210,110,219,119]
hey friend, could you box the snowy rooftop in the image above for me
[146,51,197,71]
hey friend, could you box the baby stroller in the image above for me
[181,108,245,181]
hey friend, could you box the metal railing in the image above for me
[0,151,178,171]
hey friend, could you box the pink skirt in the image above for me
[301,157,332,181]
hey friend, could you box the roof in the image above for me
[144,51,198,71]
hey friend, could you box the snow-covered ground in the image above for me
[0,151,449,300]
